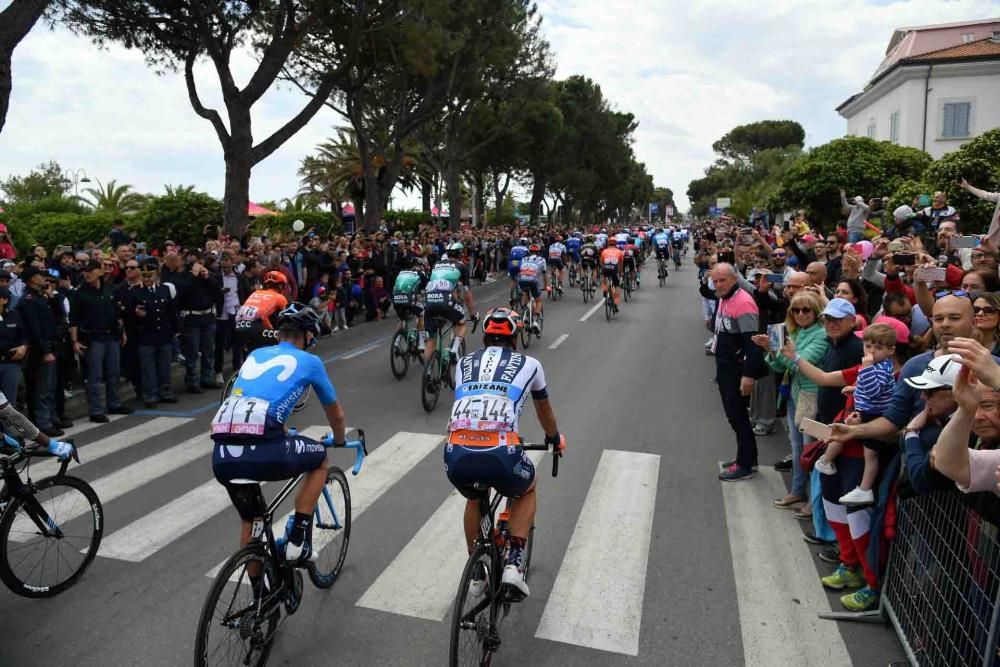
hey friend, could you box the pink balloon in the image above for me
[850,240,874,260]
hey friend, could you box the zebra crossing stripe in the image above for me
[535,449,660,656]
[28,417,191,480]
[99,426,330,562]
[61,413,127,438]
[355,450,547,621]
[206,431,442,579]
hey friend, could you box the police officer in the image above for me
[125,259,179,408]
[17,267,61,435]
[70,260,134,423]
[0,286,26,408]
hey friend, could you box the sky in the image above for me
[0,0,996,213]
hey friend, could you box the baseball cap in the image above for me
[904,354,961,390]
[822,298,856,319]
[855,315,910,343]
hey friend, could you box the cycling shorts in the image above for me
[425,300,466,333]
[392,294,423,320]
[623,257,636,271]
[444,437,535,500]
[518,280,541,299]
[602,267,620,286]
[655,246,669,260]
[581,257,596,270]
[547,257,564,271]
[213,435,327,521]
[507,260,522,279]
[568,250,580,262]
[234,320,279,353]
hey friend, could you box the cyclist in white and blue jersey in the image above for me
[595,231,609,250]
[211,303,349,565]
[518,245,548,332]
[653,228,671,262]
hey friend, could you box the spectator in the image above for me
[165,256,222,393]
[308,286,334,334]
[0,286,25,405]
[833,278,869,327]
[824,235,844,286]
[840,189,870,243]
[46,268,73,429]
[957,177,1000,247]
[125,259,179,408]
[971,292,1000,355]
[108,218,131,249]
[214,251,250,382]
[18,267,61,436]
[0,224,15,260]
[712,262,767,482]
[900,354,962,495]
[920,190,958,231]
[806,262,834,300]
[70,260,133,423]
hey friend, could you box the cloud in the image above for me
[1,1,996,214]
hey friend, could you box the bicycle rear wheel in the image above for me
[0,475,103,597]
[448,545,496,667]
[582,276,590,303]
[421,359,442,412]
[389,330,409,380]
[520,314,532,349]
[194,544,279,667]
[309,467,351,588]
[605,295,612,321]
[221,372,238,403]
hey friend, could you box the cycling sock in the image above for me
[509,535,526,551]
[450,336,463,356]
[289,511,312,546]
[418,331,428,350]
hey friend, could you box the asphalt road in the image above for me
[0,264,907,666]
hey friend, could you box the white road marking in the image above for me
[535,449,659,656]
[99,427,329,562]
[721,467,853,666]
[548,334,569,350]
[341,343,379,360]
[356,451,546,621]
[62,413,126,438]
[207,431,442,578]
[29,417,191,480]
[579,301,604,322]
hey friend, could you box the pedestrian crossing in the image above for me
[23,416,661,658]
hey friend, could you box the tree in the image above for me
[63,0,367,237]
[280,193,321,213]
[0,0,48,136]
[712,120,805,163]
[135,189,223,248]
[921,128,1000,233]
[82,178,146,214]
[778,136,931,228]
[0,160,70,204]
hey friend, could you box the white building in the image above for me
[837,19,1000,159]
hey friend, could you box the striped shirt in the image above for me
[853,358,895,415]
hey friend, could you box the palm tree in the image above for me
[83,179,146,214]
[164,184,196,197]
[280,193,321,213]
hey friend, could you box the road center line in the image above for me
[340,342,380,359]
[548,334,569,349]
[579,301,604,322]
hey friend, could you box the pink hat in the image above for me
[855,315,910,344]
[802,234,816,244]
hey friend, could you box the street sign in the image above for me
[716,197,731,209]
[650,203,659,215]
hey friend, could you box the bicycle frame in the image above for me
[0,445,75,538]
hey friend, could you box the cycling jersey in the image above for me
[236,289,288,329]
[653,232,670,249]
[448,347,549,434]
[211,342,337,443]
[614,232,629,246]
[565,237,582,259]
[517,255,547,283]
[508,245,529,276]
[580,244,598,265]
[392,269,427,317]
[547,242,566,260]
[623,244,638,264]
[595,233,608,249]
[601,246,624,271]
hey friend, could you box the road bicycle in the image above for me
[580,268,596,303]
[421,314,478,413]
[604,281,619,321]
[0,437,103,598]
[194,431,367,667]
[567,262,577,287]
[448,441,560,667]
[389,309,425,380]
[519,291,543,349]
[623,267,634,303]
[545,273,563,301]
[508,282,522,311]
[672,245,683,270]
[657,257,668,287]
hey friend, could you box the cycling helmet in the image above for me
[410,255,427,270]
[529,244,541,253]
[518,237,530,246]
[585,235,595,243]
[554,235,563,242]
[264,270,288,285]
[275,302,321,338]
[482,307,522,342]
[447,242,464,253]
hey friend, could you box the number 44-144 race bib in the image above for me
[212,397,270,436]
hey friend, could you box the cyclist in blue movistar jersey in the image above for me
[212,303,349,565]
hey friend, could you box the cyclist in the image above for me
[392,256,429,351]
[595,230,609,250]
[424,243,477,365]
[622,236,640,287]
[565,232,582,281]
[444,307,565,598]
[234,271,289,358]
[518,245,547,332]
[579,235,600,287]
[653,227,671,276]
[671,228,685,269]
[211,304,349,568]
[546,236,566,295]
[0,392,74,460]
[507,237,530,306]
[600,240,624,311]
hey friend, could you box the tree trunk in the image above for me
[421,179,432,213]
[446,168,463,232]
[473,172,487,227]
[529,173,546,224]
[222,106,253,238]
[492,171,510,231]
[0,0,48,137]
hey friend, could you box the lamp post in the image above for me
[64,168,91,198]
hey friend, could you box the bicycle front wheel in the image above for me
[309,466,351,588]
[194,544,279,667]
[389,330,409,380]
[0,474,103,598]
[448,545,496,667]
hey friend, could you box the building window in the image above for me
[866,118,876,139]
[942,102,971,138]
[961,32,975,43]
[890,111,900,144]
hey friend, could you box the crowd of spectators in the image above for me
[694,179,1000,616]
[0,219,531,433]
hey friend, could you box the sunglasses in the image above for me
[126,265,140,270]
[773,253,786,258]
[974,306,999,315]
[935,289,971,299]
[789,307,814,315]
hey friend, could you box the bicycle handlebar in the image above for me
[1,436,78,477]
[322,429,367,476]
[520,441,561,477]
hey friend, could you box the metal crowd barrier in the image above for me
[825,489,1000,666]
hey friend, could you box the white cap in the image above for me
[904,354,961,390]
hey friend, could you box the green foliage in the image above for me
[0,212,37,256]
[383,209,432,232]
[134,190,223,248]
[82,179,147,214]
[777,137,931,228]
[712,120,805,162]
[922,129,1000,233]
[15,212,116,251]
[248,211,342,240]
[0,160,70,204]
